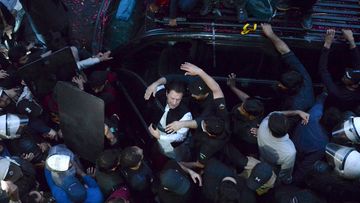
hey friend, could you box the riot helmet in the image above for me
[326,143,360,179]
[332,117,360,143]
[0,114,29,139]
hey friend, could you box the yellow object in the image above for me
[241,23,257,35]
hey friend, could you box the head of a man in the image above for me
[215,177,241,203]
[268,113,289,138]
[120,146,144,170]
[202,117,225,137]
[235,98,264,120]
[88,71,108,94]
[320,107,342,133]
[278,71,303,95]
[188,79,210,101]
[8,45,28,67]
[166,81,185,109]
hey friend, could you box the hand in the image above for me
[0,180,19,200]
[226,73,236,87]
[148,124,160,139]
[21,152,35,162]
[86,167,96,177]
[342,29,354,42]
[189,170,202,187]
[37,142,51,153]
[297,110,310,125]
[72,75,86,90]
[324,29,335,48]
[180,62,203,76]
[169,18,177,27]
[261,23,274,38]
[43,129,58,141]
[165,121,183,133]
[148,3,159,13]
[96,51,113,62]
[144,83,158,100]
[0,70,9,79]
[249,127,258,137]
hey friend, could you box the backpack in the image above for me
[246,0,275,21]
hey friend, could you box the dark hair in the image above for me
[268,113,289,138]
[243,98,264,117]
[320,107,342,133]
[215,180,241,203]
[96,149,121,172]
[120,146,143,168]
[166,81,185,94]
[280,71,303,95]
[8,45,27,63]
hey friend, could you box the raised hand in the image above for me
[324,29,335,48]
[180,62,203,76]
[227,73,237,87]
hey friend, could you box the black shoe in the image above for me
[301,13,313,30]
[237,7,248,23]
[200,0,213,16]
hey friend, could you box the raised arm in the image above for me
[261,23,290,55]
[319,29,343,97]
[180,62,224,99]
[227,73,250,102]
[342,29,360,69]
[144,77,167,100]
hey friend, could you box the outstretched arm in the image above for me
[227,73,250,102]
[180,62,224,99]
[261,23,290,55]
[178,162,202,186]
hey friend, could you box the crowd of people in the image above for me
[0,0,359,203]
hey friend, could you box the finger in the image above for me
[198,177,202,186]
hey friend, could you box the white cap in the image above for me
[342,150,360,179]
[0,157,10,180]
[46,154,71,172]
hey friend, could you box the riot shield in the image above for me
[18,47,77,99]
[55,82,104,163]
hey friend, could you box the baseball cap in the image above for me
[203,117,225,135]
[345,69,360,84]
[60,175,87,202]
[87,71,108,88]
[160,169,190,195]
[246,162,273,191]
[17,99,43,117]
[188,79,209,96]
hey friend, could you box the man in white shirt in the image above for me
[257,110,309,184]
[147,81,192,161]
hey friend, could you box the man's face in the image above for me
[166,90,183,109]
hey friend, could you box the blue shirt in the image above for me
[292,93,329,155]
[45,169,103,203]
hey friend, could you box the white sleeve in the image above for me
[76,57,101,71]
[159,112,192,142]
